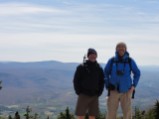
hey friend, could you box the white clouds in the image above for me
[0,3,66,16]
[0,1,159,65]
[0,33,158,65]
[0,2,159,35]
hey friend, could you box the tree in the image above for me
[57,107,75,119]
[84,111,105,119]
[96,111,105,119]
[24,106,33,119]
[145,108,155,119]
[14,111,20,119]
[153,100,159,119]
[33,113,39,119]
[133,107,143,119]
[8,115,12,119]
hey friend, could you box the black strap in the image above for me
[109,57,132,73]
[132,90,135,99]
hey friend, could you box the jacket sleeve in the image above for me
[104,58,112,89]
[131,59,141,87]
[73,65,82,95]
[98,67,104,96]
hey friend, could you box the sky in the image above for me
[0,0,159,66]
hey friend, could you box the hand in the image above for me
[129,86,135,93]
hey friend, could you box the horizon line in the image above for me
[0,60,159,67]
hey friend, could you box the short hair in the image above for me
[87,48,97,57]
[116,42,127,51]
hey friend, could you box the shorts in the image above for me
[75,94,99,116]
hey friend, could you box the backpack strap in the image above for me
[81,62,89,73]
[109,57,132,74]
[127,57,132,71]
[82,62,101,74]
[124,57,132,71]
[109,57,115,74]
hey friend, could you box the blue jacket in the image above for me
[104,51,141,93]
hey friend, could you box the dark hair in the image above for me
[87,48,97,57]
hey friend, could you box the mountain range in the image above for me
[0,60,159,114]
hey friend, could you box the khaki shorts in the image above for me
[75,94,99,116]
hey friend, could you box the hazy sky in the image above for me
[0,0,159,66]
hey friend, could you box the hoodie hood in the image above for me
[115,51,130,61]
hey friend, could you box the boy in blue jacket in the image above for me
[104,42,140,119]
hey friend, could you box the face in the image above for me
[116,45,126,57]
[88,54,97,62]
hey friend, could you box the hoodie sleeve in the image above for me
[98,67,104,96]
[104,58,113,89]
[131,59,141,87]
[73,65,82,95]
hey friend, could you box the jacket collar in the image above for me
[114,51,129,61]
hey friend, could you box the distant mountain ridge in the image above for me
[0,60,159,111]
[0,60,77,70]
